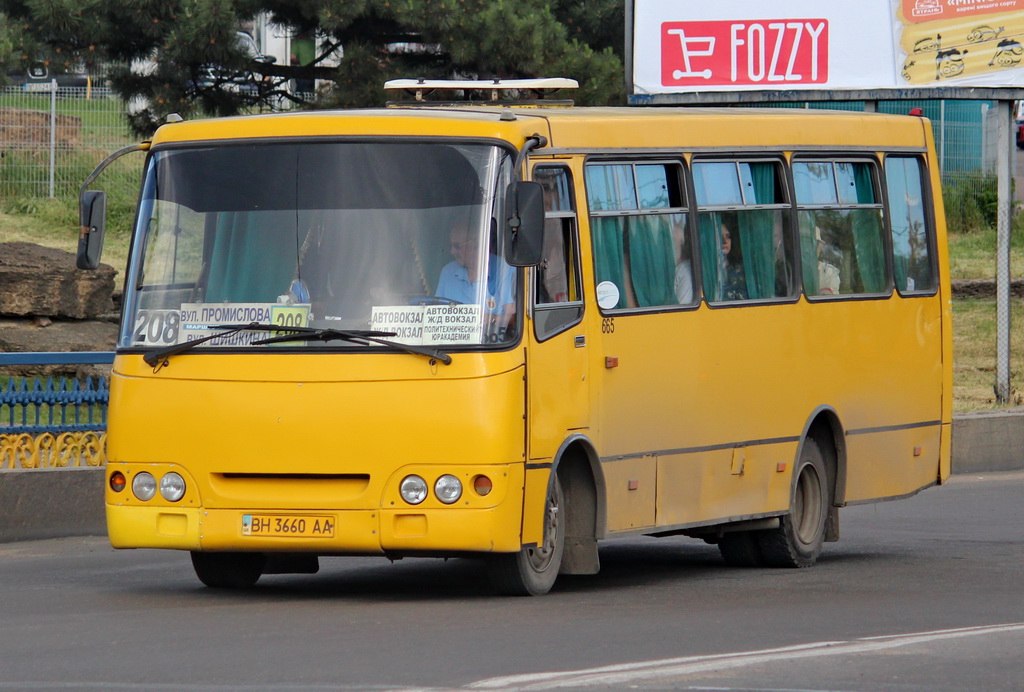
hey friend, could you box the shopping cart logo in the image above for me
[666,29,717,80]
[661,20,829,87]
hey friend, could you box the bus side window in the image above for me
[586,161,688,310]
[794,160,887,297]
[885,156,936,294]
[693,160,792,303]
[533,166,584,340]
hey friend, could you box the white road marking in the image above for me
[467,622,1024,690]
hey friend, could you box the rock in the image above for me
[0,318,117,352]
[0,242,117,319]
[0,318,117,379]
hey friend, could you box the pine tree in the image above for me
[0,0,625,135]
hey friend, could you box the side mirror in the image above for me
[503,181,544,267]
[77,190,107,270]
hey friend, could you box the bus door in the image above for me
[521,165,590,543]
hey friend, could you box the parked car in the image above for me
[4,62,97,90]
[195,32,276,95]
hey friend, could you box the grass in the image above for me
[1,87,139,272]
[0,195,134,271]
[952,298,1024,411]
[945,216,1024,410]
[0,146,139,272]
[947,218,1024,280]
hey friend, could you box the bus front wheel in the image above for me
[487,475,565,596]
[757,438,830,568]
[190,551,266,588]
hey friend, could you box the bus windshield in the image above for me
[120,140,518,352]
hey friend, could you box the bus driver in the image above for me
[436,223,516,326]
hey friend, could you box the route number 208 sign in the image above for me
[132,303,310,346]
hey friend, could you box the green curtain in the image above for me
[737,211,775,299]
[698,212,722,301]
[736,163,777,299]
[850,165,886,293]
[850,210,886,293]
[592,216,626,309]
[204,211,298,303]
[629,216,676,307]
[798,212,819,295]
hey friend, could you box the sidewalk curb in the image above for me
[951,407,1024,474]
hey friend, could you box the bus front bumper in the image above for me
[106,504,524,554]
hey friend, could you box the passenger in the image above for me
[436,223,515,324]
[539,221,569,303]
[720,223,747,301]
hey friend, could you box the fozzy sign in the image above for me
[660,20,829,87]
[632,0,1024,95]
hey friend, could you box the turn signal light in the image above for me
[109,471,126,492]
[472,475,493,496]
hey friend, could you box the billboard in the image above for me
[632,0,1024,94]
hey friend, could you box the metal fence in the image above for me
[757,99,998,178]
[1,375,109,435]
[0,84,136,199]
[0,352,113,470]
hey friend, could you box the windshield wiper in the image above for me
[143,323,452,369]
[143,322,271,367]
[252,326,453,366]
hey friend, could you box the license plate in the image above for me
[241,514,335,538]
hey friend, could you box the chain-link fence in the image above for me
[0,84,136,200]
[759,99,994,174]
[748,99,1007,233]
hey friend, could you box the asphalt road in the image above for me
[1,470,1022,692]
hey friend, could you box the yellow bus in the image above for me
[80,80,951,595]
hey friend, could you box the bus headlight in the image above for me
[160,472,186,502]
[434,475,462,504]
[132,472,157,501]
[400,475,428,505]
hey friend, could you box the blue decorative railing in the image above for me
[1,352,114,470]
[2,376,109,434]
[0,352,114,434]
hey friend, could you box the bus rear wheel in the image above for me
[757,438,830,568]
[487,475,565,596]
[190,551,266,588]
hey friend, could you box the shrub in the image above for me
[942,172,1013,234]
